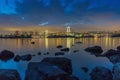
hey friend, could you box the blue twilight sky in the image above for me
[0,0,120,31]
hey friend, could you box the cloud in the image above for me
[39,22,49,26]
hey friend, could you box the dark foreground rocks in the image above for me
[113,63,120,80]
[25,62,67,80]
[85,46,103,56]
[25,62,78,80]
[90,66,113,80]
[0,69,21,80]
[103,49,119,58]
[103,49,120,64]
[0,50,15,61]
[42,57,72,74]
[25,57,78,80]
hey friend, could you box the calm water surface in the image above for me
[0,37,119,80]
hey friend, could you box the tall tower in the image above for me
[66,26,71,33]
[45,30,48,38]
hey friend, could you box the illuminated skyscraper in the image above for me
[45,30,48,38]
[66,26,71,33]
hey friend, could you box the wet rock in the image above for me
[73,50,79,53]
[61,48,70,52]
[0,50,15,61]
[102,49,120,64]
[21,54,32,61]
[90,66,113,80]
[85,46,103,56]
[113,63,120,80]
[46,52,49,55]
[57,45,63,48]
[103,49,119,58]
[37,52,41,55]
[117,46,120,51]
[25,62,68,80]
[42,57,72,74]
[43,52,49,55]
[75,42,82,44]
[0,69,21,80]
[31,42,35,44]
[55,52,65,56]
[108,54,120,64]
[81,67,89,73]
[14,55,21,62]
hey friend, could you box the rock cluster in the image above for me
[25,57,78,80]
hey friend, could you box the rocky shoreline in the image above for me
[0,45,120,80]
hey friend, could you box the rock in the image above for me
[31,42,35,44]
[61,48,70,52]
[55,52,65,56]
[85,46,103,56]
[14,55,21,62]
[90,66,113,80]
[108,54,120,64]
[25,62,68,80]
[0,69,21,80]
[46,52,49,55]
[117,46,120,51]
[75,42,82,44]
[73,50,79,53]
[21,54,32,61]
[57,45,63,48]
[0,50,15,61]
[102,49,120,64]
[103,49,119,58]
[41,57,72,74]
[37,52,41,55]
[81,67,89,73]
[113,63,120,80]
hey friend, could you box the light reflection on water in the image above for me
[0,37,119,80]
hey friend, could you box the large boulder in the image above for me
[113,63,120,80]
[41,57,72,74]
[108,54,120,64]
[0,50,15,61]
[21,54,32,61]
[90,66,113,80]
[102,49,120,64]
[0,69,21,80]
[103,49,119,58]
[85,46,103,56]
[25,62,68,80]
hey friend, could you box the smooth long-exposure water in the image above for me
[0,37,118,80]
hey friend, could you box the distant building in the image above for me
[14,31,20,36]
[66,26,71,33]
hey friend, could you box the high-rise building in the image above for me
[66,26,71,33]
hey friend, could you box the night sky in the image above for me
[0,0,120,32]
